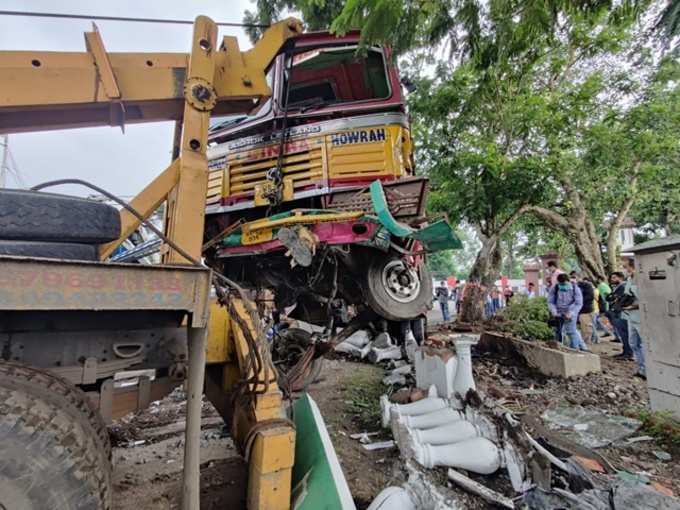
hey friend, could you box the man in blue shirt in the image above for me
[548,273,589,351]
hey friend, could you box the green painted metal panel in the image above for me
[291,394,356,510]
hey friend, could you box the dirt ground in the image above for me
[109,360,395,510]
[109,333,678,509]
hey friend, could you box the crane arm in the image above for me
[0,17,302,133]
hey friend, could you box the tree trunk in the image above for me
[460,235,500,323]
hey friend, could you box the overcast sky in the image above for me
[1,0,255,196]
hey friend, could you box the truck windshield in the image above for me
[286,47,390,108]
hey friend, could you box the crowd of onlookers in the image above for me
[544,259,645,379]
[433,258,646,380]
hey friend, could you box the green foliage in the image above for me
[343,368,386,429]
[493,295,555,341]
[639,409,680,447]
[427,250,459,279]
[243,0,345,42]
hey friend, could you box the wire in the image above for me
[0,10,269,28]
[31,178,200,265]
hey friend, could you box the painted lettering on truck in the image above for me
[331,128,386,146]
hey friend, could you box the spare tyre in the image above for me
[0,189,120,243]
[364,255,433,321]
[0,240,98,261]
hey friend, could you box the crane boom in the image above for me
[0,17,301,133]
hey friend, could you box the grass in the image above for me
[639,409,680,447]
[342,367,387,430]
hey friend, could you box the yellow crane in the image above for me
[0,14,302,510]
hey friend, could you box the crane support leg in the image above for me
[207,298,295,510]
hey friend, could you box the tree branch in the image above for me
[606,162,641,271]
[525,205,571,231]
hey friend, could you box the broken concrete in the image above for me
[479,332,601,377]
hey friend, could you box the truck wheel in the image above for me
[0,240,98,260]
[364,256,433,321]
[0,363,111,510]
[0,189,120,243]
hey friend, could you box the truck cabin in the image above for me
[205,32,418,227]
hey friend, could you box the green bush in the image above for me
[492,295,554,341]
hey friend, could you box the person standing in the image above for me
[593,279,614,340]
[526,282,537,298]
[435,281,451,322]
[622,260,646,379]
[575,275,595,343]
[607,272,634,360]
[548,273,589,351]
[545,260,564,288]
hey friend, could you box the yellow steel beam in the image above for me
[162,15,216,264]
[242,210,364,234]
[227,298,295,510]
[98,158,180,259]
[0,18,301,133]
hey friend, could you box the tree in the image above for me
[524,56,680,278]
[243,0,345,42]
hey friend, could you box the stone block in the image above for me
[479,332,600,378]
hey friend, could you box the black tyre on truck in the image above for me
[0,362,111,510]
[363,255,433,322]
[0,189,120,244]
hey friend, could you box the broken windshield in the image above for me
[285,47,390,108]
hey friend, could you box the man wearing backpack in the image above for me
[574,274,595,344]
[548,273,589,351]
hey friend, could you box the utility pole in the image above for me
[0,135,8,188]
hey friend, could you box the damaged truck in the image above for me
[203,31,460,336]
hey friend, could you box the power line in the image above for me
[0,10,269,28]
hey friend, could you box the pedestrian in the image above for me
[548,273,589,351]
[435,281,451,322]
[503,287,515,305]
[593,278,615,340]
[622,259,646,379]
[575,275,596,343]
[607,272,634,360]
[526,282,537,298]
[545,260,564,288]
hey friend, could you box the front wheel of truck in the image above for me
[364,255,433,321]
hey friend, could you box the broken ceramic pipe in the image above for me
[399,407,465,430]
[409,419,479,445]
[451,335,478,407]
[413,436,502,474]
[344,330,371,348]
[366,486,416,510]
[368,345,403,363]
[380,387,445,428]
[334,341,371,358]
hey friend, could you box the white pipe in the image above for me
[366,486,416,510]
[413,436,502,474]
[410,420,479,445]
[400,407,465,429]
[452,335,477,405]
[369,345,403,363]
[380,391,447,428]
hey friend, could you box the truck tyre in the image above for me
[0,363,111,510]
[0,240,98,260]
[364,255,433,321]
[0,189,121,243]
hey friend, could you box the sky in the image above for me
[1,0,256,196]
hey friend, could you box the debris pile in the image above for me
[365,333,680,510]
